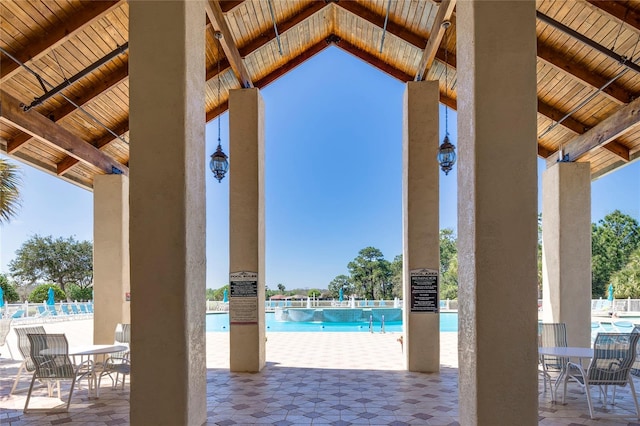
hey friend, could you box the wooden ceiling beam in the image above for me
[336,37,414,82]
[537,100,590,135]
[537,41,633,104]
[205,0,254,88]
[415,0,457,81]
[585,1,640,33]
[220,1,245,14]
[237,1,328,58]
[0,90,127,176]
[7,60,129,154]
[603,141,631,162]
[545,96,640,167]
[0,1,123,83]
[57,120,129,176]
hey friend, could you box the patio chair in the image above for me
[0,317,14,359]
[23,333,94,413]
[11,309,25,319]
[35,306,50,318]
[10,326,46,396]
[70,304,81,315]
[96,323,131,394]
[539,322,568,396]
[562,332,640,420]
[60,304,72,316]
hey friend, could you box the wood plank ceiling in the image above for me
[1,0,639,190]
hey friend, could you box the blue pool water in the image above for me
[206,311,459,332]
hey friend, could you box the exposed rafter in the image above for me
[586,1,640,33]
[0,1,123,83]
[0,90,128,176]
[545,96,640,167]
[8,60,129,154]
[220,1,245,14]
[205,0,254,88]
[414,0,456,81]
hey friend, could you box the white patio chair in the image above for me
[539,322,568,396]
[0,317,13,359]
[23,333,94,413]
[96,323,130,394]
[10,325,46,395]
[562,332,640,420]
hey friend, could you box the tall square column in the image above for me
[402,81,440,372]
[542,162,591,347]
[229,88,266,372]
[93,174,130,344]
[129,1,206,424]
[457,1,538,424]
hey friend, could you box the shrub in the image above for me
[0,274,20,302]
[65,284,93,301]
[28,284,65,303]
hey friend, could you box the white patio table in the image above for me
[539,346,593,402]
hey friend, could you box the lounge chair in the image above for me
[35,306,50,318]
[562,332,640,420]
[11,309,25,319]
[23,333,94,413]
[60,304,72,316]
[0,317,13,359]
[70,304,81,315]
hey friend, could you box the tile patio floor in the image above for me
[1,319,640,425]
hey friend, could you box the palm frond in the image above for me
[0,158,22,224]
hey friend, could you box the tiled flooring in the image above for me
[1,320,640,425]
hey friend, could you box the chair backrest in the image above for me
[27,333,76,379]
[115,323,131,344]
[0,317,12,346]
[61,305,71,315]
[589,332,640,385]
[11,309,25,319]
[539,322,568,370]
[70,305,80,314]
[14,326,46,371]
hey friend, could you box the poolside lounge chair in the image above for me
[11,309,25,319]
[35,306,50,318]
[562,332,640,420]
[23,333,94,413]
[538,322,568,397]
[0,317,13,359]
[70,304,81,315]
[10,326,46,396]
[60,304,72,316]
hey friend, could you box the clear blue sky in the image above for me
[1,47,639,291]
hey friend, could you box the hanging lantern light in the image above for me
[437,134,456,175]
[211,31,228,183]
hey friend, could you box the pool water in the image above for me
[206,311,459,332]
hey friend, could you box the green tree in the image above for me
[440,229,458,300]
[592,210,640,297]
[65,284,93,301]
[277,283,286,293]
[609,247,640,298]
[328,274,354,299]
[28,284,65,303]
[347,247,392,300]
[308,289,321,298]
[0,273,20,302]
[9,235,94,300]
[390,254,403,298]
[0,158,22,224]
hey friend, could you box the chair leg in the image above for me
[10,362,25,396]
[23,373,38,413]
[629,378,640,420]
[584,384,596,419]
[65,376,77,412]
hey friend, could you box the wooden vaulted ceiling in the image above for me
[1,0,640,190]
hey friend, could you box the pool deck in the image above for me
[2,319,640,425]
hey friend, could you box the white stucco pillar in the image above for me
[93,174,130,345]
[542,162,591,347]
[229,88,266,372]
[129,1,206,425]
[457,1,538,424]
[402,80,440,372]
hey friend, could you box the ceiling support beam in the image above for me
[537,41,633,104]
[0,1,123,83]
[537,100,590,135]
[537,11,640,75]
[545,96,640,167]
[585,1,640,33]
[220,1,245,13]
[414,0,456,81]
[7,60,129,154]
[205,0,254,88]
[0,90,128,175]
[57,120,129,176]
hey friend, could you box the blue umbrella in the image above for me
[608,283,614,302]
[0,285,4,308]
[223,288,228,303]
[339,288,343,302]
[47,287,55,305]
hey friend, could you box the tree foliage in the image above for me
[440,228,458,300]
[327,274,354,299]
[591,210,640,297]
[0,274,20,302]
[390,254,403,298]
[28,284,65,303]
[609,247,640,299]
[0,158,22,225]
[347,247,392,300]
[9,235,94,299]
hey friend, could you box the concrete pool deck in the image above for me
[1,319,640,424]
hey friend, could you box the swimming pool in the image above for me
[206,311,459,332]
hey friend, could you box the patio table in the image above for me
[539,346,593,402]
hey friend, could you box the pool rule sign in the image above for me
[410,268,439,313]
[229,271,258,324]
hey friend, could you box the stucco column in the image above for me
[402,81,440,372]
[229,88,266,372]
[93,174,130,345]
[542,162,591,347]
[129,1,206,425]
[457,1,538,424]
